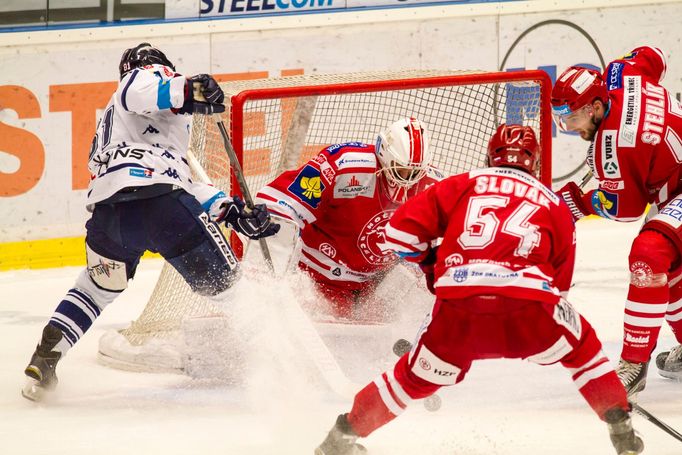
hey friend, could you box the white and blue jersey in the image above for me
[86,63,223,211]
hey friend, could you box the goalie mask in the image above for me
[119,43,175,79]
[487,124,540,176]
[376,117,432,203]
[551,66,607,132]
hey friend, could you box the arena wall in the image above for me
[0,0,679,268]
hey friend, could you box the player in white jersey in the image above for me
[22,43,279,402]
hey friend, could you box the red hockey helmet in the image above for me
[487,124,540,176]
[551,66,607,131]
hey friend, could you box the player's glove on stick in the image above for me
[220,196,280,240]
[558,181,593,221]
[419,247,438,295]
[180,74,225,115]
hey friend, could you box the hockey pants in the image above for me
[346,296,629,437]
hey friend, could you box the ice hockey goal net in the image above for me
[97,69,553,373]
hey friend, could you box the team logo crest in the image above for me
[319,243,337,258]
[453,268,469,283]
[357,210,396,265]
[288,165,324,208]
[445,253,464,267]
[591,190,618,218]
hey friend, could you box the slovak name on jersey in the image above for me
[619,76,641,147]
[601,130,621,178]
[334,173,375,199]
[288,165,325,209]
[335,152,377,170]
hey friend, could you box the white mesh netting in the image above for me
[97,69,551,373]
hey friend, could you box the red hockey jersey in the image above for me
[586,46,682,220]
[256,142,441,294]
[382,167,575,304]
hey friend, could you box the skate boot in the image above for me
[315,414,367,455]
[616,359,648,397]
[605,408,644,455]
[22,324,63,402]
[655,344,682,380]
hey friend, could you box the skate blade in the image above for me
[657,368,682,381]
[21,378,48,402]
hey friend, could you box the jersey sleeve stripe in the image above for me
[120,69,139,112]
[384,223,429,251]
[156,74,173,110]
[258,186,317,223]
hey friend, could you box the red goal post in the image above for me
[97,69,553,373]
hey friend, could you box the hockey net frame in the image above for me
[97,69,553,374]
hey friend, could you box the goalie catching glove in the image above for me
[180,74,225,115]
[215,196,280,240]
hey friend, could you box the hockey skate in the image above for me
[22,324,63,402]
[315,414,367,455]
[655,344,682,380]
[605,408,644,455]
[616,359,648,397]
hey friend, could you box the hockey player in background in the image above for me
[22,43,279,401]
[315,124,643,455]
[552,46,682,395]
[256,117,441,321]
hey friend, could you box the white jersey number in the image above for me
[458,196,541,258]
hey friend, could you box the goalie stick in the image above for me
[212,113,360,399]
[631,402,682,443]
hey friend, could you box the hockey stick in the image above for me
[579,169,593,189]
[214,119,275,271]
[631,402,682,443]
[211,113,360,398]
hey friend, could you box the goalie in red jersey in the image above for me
[314,124,642,455]
[256,117,442,321]
[552,46,682,395]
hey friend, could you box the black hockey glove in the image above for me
[221,196,280,240]
[180,74,225,115]
[418,247,438,295]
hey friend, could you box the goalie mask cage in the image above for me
[97,69,553,373]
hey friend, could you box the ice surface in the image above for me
[1,218,681,454]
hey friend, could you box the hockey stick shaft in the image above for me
[631,402,682,442]
[215,119,275,272]
[213,114,357,398]
[579,169,593,189]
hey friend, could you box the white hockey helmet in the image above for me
[375,117,432,202]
